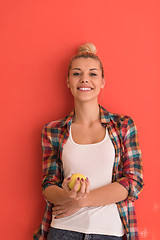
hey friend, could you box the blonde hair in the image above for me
[67,43,104,78]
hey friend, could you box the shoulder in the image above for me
[101,106,137,136]
[110,112,135,127]
[110,112,138,141]
[42,116,67,132]
[102,105,135,126]
[109,114,139,146]
[41,116,68,144]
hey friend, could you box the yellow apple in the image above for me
[68,173,87,192]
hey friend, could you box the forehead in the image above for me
[71,57,101,70]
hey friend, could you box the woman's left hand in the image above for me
[52,199,82,219]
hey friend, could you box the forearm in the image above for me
[44,185,70,205]
[79,182,128,208]
[44,176,90,205]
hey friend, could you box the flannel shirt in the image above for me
[33,104,144,240]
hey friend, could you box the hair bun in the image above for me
[78,42,97,54]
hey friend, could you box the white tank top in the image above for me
[51,125,124,236]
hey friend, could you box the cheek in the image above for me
[93,80,102,88]
[68,84,77,96]
[67,79,75,87]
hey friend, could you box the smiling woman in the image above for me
[66,44,105,105]
[33,43,144,240]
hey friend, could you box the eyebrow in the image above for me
[72,68,98,71]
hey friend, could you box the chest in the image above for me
[70,123,106,145]
[58,121,124,181]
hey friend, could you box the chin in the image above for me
[74,96,98,103]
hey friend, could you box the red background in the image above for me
[0,0,160,239]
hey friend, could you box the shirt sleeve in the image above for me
[41,124,63,195]
[116,117,144,201]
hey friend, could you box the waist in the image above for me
[51,203,124,236]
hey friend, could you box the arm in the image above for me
[44,185,69,205]
[44,177,90,205]
[52,180,128,218]
[41,124,63,203]
[79,182,128,208]
[115,117,144,201]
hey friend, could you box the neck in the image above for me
[73,99,100,126]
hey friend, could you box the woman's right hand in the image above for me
[62,176,90,201]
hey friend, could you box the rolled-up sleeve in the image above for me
[116,117,144,201]
[41,125,62,194]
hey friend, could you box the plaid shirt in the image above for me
[33,104,144,240]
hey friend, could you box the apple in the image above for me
[68,173,87,192]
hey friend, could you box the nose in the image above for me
[80,79,88,83]
[80,75,89,83]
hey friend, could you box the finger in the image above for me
[62,177,72,191]
[85,177,90,194]
[52,205,67,215]
[79,178,86,194]
[72,177,80,193]
[52,208,64,216]
[52,206,61,215]
[55,213,66,219]
[52,205,61,211]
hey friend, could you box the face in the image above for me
[67,57,105,103]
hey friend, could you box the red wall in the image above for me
[0,0,160,239]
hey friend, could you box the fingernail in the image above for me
[86,177,88,182]
[67,177,71,180]
[81,178,84,181]
[77,177,80,180]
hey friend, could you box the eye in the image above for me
[73,72,80,76]
[90,73,97,76]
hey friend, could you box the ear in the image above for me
[66,78,70,88]
[101,78,105,89]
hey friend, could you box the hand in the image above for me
[62,176,90,201]
[52,199,81,219]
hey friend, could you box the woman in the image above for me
[33,43,144,240]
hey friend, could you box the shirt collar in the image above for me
[60,104,111,127]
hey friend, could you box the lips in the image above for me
[78,87,92,91]
[77,87,94,91]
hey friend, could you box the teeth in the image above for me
[78,88,92,91]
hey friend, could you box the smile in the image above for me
[77,88,93,91]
